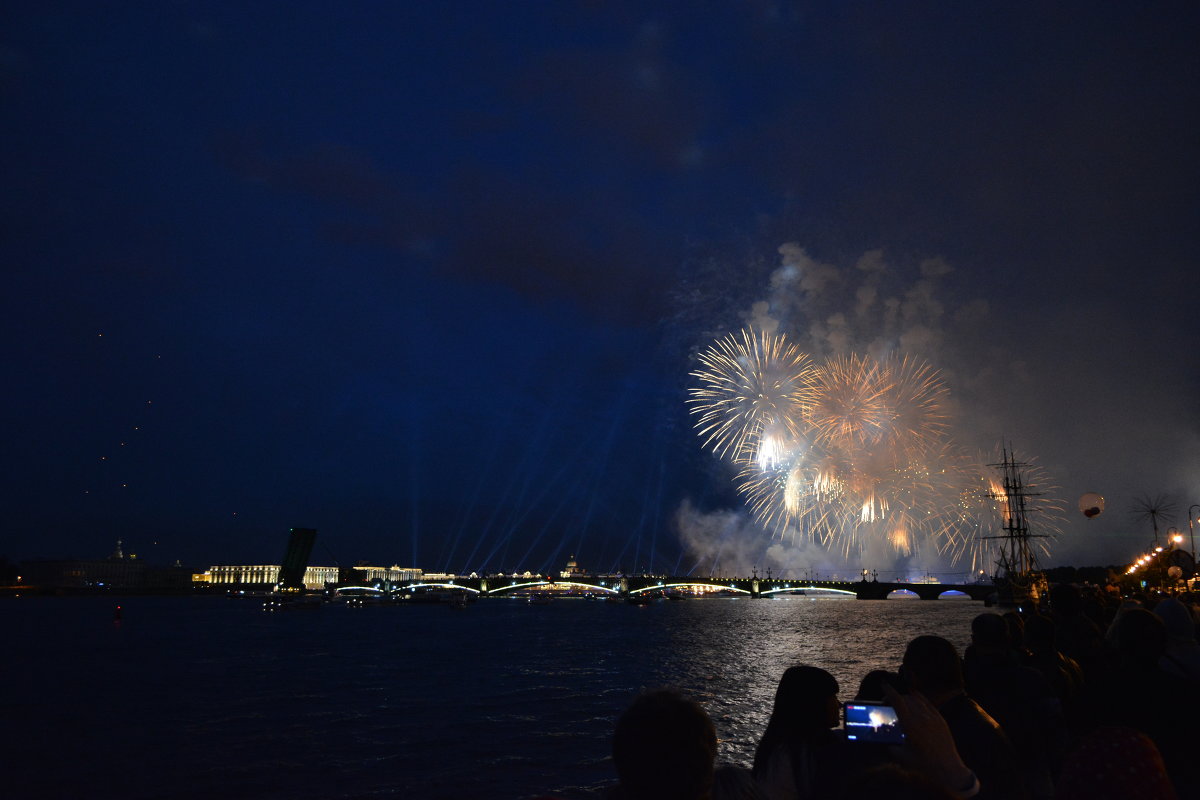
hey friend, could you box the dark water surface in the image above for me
[5,594,983,798]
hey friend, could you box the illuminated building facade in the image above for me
[560,555,586,579]
[198,564,422,589]
[202,564,340,589]
[348,565,423,584]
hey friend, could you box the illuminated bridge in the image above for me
[378,575,996,601]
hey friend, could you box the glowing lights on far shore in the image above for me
[1125,541,1187,577]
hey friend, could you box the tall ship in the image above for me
[985,448,1049,608]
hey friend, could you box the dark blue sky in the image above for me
[4,2,1198,574]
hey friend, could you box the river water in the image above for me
[5,593,984,798]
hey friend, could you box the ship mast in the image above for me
[984,446,1047,601]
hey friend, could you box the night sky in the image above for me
[4,2,1198,576]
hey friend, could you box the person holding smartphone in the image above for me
[753,663,983,800]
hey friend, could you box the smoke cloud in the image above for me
[681,240,1200,574]
[680,243,1084,577]
[675,498,841,578]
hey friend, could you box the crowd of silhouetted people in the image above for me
[575,585,1200,800]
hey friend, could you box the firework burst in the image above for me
[687,329,815,467]
[689,327,1060,568]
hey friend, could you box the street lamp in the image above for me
[1188,504,1200,561]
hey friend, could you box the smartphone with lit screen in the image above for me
[843,701,904,744]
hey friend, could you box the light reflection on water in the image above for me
[6,594,980,799]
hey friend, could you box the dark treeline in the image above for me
[1041,566,1121,585]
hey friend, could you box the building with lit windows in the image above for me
[200,564,339,589]
[196,564,422,589]
[347,565,423,584]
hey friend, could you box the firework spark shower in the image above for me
[687,246,1064,573]
[688,329,816,467]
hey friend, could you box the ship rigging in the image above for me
[984,447,1049,607]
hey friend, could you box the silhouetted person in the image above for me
[711,764,766,800]
[1153,597,1200,681]
[855,669,903,701]
[1021,613,1083,712]
[880,684,985,799]
[1001,611,1030,660]
[1086,607,1200,796]
[1047,584,1104,676]
[962,614,1057,798]
[1056,726,1178,800]
[901,635,1028,800]
[612,689,717,800]
[841,763,956,800]
[753,665,851,799]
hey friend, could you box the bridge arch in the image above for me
[886,589,921,599]
[760,585,856,597]
[628,582,752,595]
[485,580,549,595]
[397,582,482,594]
[483,580,619,596]
[543,581,618,595]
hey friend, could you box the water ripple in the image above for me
[6,594,981,799]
